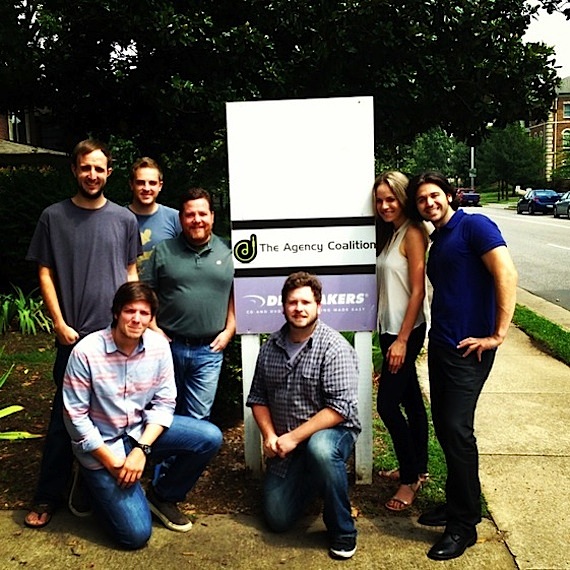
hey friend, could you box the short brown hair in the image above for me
[111,281,158,327]
[129,157,163,182]
[281,271,322,305]
[179,187,213,212]
[71,139,112,169]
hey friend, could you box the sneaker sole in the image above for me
[68,504,93,518]
[329,545,357,560]
[148,501,193,532]
[68,468,93,518]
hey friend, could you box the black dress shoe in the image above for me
[427,531,477,561]
[417,504,447,526]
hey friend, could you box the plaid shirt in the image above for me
[247,320,360,476]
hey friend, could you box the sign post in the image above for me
[227,96,375,483]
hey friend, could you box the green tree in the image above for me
[401,127,469,182]
[539,0,570,17]
[0,0,559,179]
[477,123,545,198]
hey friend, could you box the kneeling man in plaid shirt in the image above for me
[247,272,360,560]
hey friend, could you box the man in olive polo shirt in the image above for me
[147,187,235,420]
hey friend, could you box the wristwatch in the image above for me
[129,436,152,456]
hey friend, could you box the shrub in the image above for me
[0,285,52,334]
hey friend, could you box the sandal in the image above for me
[24,503,55,529]
[378,468,400,481]
[379,469,430,484]
[385,481,422,512]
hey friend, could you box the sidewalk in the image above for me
[1,287,568,569]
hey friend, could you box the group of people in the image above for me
[21,138,517,562]
[23,140,234,547]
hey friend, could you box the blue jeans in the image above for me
[33,342,76,507]
[81,415,222,549]
[170,339,224,420]
[263,427,357,540]
[428,341,495,536]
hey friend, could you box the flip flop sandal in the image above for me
[24,503,55,529]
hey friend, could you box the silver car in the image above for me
[553,191,570,218]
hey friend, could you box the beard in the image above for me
[285,312,319,331]
[77,185,105,201]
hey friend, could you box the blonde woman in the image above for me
[374,171,430,511]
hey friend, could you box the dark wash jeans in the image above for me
[263,427,357,541]
[377,323,428,484]
[32,342,76,507]
[428,340,496,536]
[81,417,222,549]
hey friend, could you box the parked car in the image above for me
[516,189,559,215]
[456,188,481,207]
[553,191,570,218]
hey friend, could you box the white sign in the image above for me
[227,96,376,334]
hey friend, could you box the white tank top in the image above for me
[376,220,429,335]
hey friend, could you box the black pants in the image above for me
[428,341,496,535]
[32,342,76,507]
[377,323,428,484]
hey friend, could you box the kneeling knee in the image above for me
[117,528,152,550]
[264,507,296,534]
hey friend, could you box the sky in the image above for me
[524,7,570,79]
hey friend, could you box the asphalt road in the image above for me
[470,204,570,311]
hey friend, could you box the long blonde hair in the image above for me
[372,171,410,255]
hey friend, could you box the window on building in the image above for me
[564,103,570,119]
[563,129,570,149]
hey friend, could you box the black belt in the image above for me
[170,333,218,346]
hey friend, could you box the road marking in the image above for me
[485,211,565,228]
[548,243,570,251]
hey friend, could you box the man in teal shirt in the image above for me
[147,187,235,420]
[127,157,181,280]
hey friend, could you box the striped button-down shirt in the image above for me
[63,326,176,470]
[247,320,360,476]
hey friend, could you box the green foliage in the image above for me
[0,355,15,389]
[512,305,570,365]
[477,123,546,193]
[0,350,42,440]
[401,127,470,181]
[551,152,570,183]
[0,0,558,169]
[0,286,53,335]
[0,165,74,291]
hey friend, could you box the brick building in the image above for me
[529,75,570,180]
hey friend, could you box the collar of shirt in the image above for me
[102,326,145,357]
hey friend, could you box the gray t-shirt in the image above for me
[26,198,141,337]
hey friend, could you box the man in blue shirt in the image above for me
[247,272,360,560]
[127,157,181,280]
[407,172,517,561]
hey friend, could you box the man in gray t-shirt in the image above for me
[24,139,141,529]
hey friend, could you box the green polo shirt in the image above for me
[147,233,234,338]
